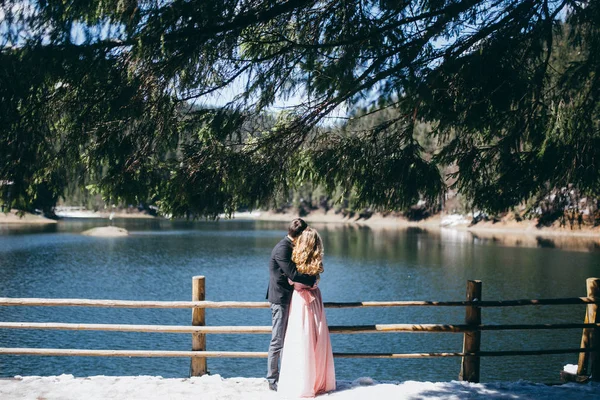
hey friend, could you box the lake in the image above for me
[1,218,599,383]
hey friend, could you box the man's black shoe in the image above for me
[268,382,278,391]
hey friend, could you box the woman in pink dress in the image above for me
[277,227,336,398]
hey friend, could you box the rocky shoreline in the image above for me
[4,208,600,246]
[250,209,600,237]
[0,209,153,224]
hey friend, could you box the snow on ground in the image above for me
[440,214,470,227]
[1,374,599,400]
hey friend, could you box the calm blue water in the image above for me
[0,219,599,383]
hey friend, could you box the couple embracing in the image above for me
[266,218,336,397]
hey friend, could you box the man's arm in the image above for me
[275,244,316,286]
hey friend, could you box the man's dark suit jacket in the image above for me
[266,236,317,305]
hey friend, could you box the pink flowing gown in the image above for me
[277,281,336,398]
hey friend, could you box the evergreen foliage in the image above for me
[1,1,599,217]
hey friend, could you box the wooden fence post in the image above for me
[577,277,600,381]
[190,276,207,376]
[459,280,482,383]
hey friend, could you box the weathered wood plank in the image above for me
[1,297,598,309]
[577,299,591,376]
[460,280,482,383]
[588,278,600,382]
[190,276,207,376]
[3,322,600,334]
[1,347,597,358]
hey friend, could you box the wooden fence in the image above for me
[1,276,599,383]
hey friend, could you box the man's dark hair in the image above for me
[288,218,308,238]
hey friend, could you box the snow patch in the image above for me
[1,375,600,400]
[441,214,470,227]
[563,364,578,375]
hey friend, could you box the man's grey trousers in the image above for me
[266,303,290,385]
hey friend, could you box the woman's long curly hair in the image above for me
[292,227,324,276]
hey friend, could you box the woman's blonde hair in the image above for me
[292,227,324,276]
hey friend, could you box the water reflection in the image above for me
[439,227,600,253]
[0,223,58,235]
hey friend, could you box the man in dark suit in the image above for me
[266,218,317,391]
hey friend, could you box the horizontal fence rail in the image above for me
[1,276,599,383]
[2,322,600,334]
[1,297,599,308]
[2,347,599,358]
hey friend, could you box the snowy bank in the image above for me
[0,210,57,224]
[1,375,599,400]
